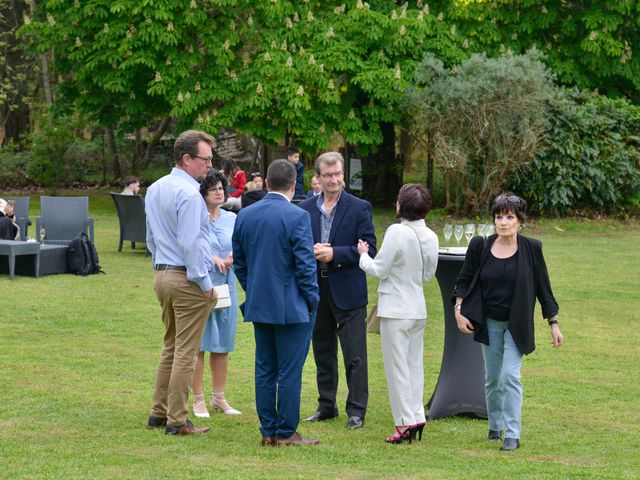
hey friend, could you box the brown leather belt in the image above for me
[155,264,186,272]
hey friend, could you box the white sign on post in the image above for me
[349,158,362,191]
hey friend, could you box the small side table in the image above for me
[0,240,40,280]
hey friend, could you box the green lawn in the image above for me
[1,191,639,479]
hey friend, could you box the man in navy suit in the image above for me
[232,159,320,446]
[299,152,377,430]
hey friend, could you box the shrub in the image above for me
[26,112,104,189]
[405,50,557,214]
[509,91,640,215]
[0,143,31,189]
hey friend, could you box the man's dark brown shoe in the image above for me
[146,416,167,430]
[165,418,210,436]
[275,432,319,446]
[261,436,276,446]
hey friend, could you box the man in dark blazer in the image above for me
[232,159,320,446]
[299,152,377,430]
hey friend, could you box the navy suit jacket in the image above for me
[233,193,319,325]
[299,191,376,310]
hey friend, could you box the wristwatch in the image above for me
[454,304,462,312]
[547,315,558,325]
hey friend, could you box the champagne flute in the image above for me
[477,224,486,238]
[453,225,464,247]
[39,226,46,243]
[443,224,453,248]
[485,224,495,237]
[464,223,476,245]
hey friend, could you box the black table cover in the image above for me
[426,252,487,420]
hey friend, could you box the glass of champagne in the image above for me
[443,224,453,248]
[477,224,486,238]
[485,224,495,237]
[464,223,476,245]
[39,225,46,243]
[453,225,464,247]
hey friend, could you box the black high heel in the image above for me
[410,422,426,441]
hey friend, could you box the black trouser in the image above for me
[311,277,368,418]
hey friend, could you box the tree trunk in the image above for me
[105,126,121,178]
[361,122,402,206]
[41,51,53,105]
[426,130,434,194]
[140,116,171,170]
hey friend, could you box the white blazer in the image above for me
[359,219,439,320]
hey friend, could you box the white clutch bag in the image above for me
[213,284,231,309]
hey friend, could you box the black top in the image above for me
[452,234,559,355]
[241,189,267,208]
[480,252,517,321]
[0,215,18,240]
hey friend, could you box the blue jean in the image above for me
[481,318,523,439]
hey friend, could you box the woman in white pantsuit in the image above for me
[357,184,439,444]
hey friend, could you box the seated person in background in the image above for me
[241,180,267,209]
[287,147,306,200]
[0,199,19,240]
[121,176,141,195]
[306,175,322,198]
[221,158,245,211]
[249,172,266,191]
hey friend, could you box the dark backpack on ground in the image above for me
[67,233,104,275]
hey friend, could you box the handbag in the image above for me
[366,304,381,334]
[212,284,231,309]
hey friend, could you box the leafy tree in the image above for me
[440,0,640,100]
[23,1,464,201]
[405,50,557,213]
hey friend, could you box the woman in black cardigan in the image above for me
[453,193,564,452]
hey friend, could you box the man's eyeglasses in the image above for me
[319,171,343,179]
[192,154,213,163]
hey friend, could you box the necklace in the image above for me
[209,208,220,222]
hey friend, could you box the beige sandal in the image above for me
[192,393,210,418]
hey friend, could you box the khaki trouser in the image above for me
[150,270,217,427]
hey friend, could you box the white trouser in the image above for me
[380,317,426,426]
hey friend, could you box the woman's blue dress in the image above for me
[200,209,239,353]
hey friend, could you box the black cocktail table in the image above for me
[426,250,487,420]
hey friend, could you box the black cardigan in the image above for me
[452,234,559,355]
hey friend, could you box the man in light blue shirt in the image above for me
[145,130,218,436]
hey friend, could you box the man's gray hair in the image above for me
[267,159,296,192]
[314,151,344,175]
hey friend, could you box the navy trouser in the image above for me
[253,320,314,438]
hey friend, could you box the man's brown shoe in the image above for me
[275,432,319,446]
[146,416,167,430]
[261,436,276,446]
[165,418,210,436]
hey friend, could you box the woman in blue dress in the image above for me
[192,170,241,417]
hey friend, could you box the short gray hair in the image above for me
[314,151,344,175]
